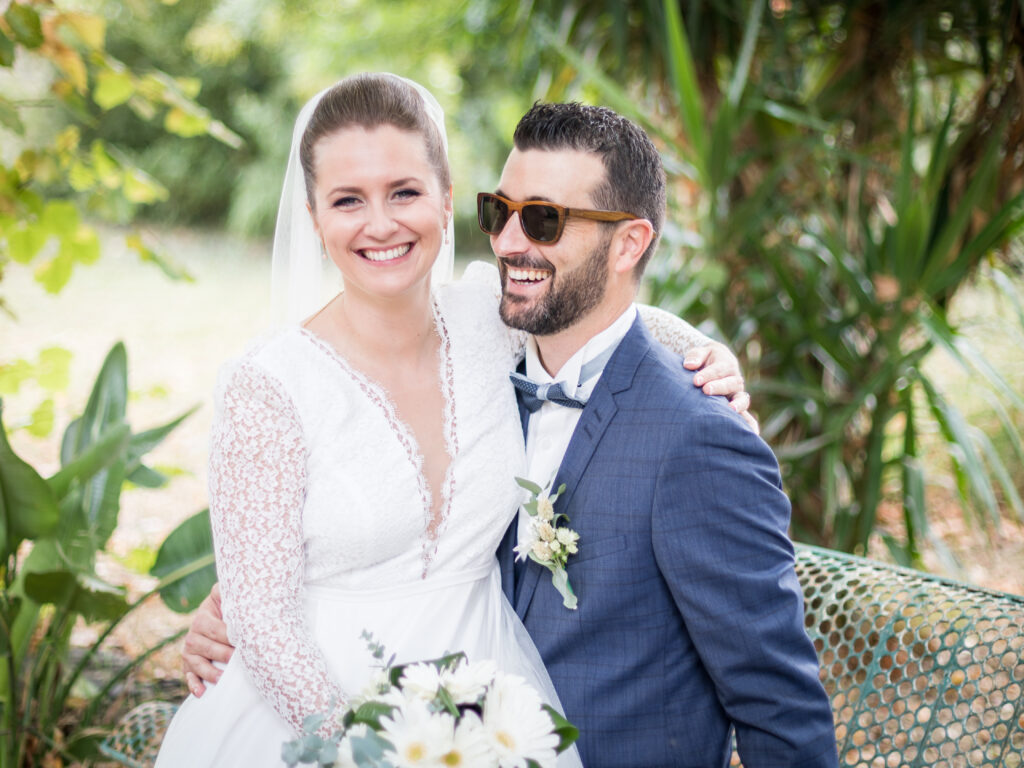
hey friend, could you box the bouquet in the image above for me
[282,634,578,768]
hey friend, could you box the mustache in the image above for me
[497,256,555,272]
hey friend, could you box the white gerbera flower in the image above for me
[442,660,497,705]
[380,696,452,768]
[439,711,497,768]
[482,673,559,768]
[400,663,443,701]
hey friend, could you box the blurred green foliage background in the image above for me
[3,0,1023,562]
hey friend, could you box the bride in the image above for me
[157,73,747,767]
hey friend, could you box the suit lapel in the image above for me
[513,317,651,619]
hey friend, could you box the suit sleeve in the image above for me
[651,406,839,768]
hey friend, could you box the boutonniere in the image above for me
[513,477,580,610]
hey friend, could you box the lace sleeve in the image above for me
[638,304,711,357]
[209,361,344,733]
[460,260,527,360]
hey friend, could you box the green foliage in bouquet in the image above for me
[282,634,578,768]
[0,342,213,768]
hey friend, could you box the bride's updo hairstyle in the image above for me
[298,73,451,210]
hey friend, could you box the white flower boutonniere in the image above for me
[513,477,580,610]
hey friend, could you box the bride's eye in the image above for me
[394,188,421,201]
[332,195,361,208]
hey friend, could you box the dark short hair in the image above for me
[512,102,666,275]
[299,74,450,209]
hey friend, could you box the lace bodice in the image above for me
[207,262,710,734]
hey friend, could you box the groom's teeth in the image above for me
[362,244,411,262]
[508,267,552,282]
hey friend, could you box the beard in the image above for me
[498,233,611,336]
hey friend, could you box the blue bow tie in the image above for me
[509,341,619,413]
[509,373,587,413]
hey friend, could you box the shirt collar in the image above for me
[525,304,637,398]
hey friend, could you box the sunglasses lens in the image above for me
[479,195,509,235]
[521,204,561,243]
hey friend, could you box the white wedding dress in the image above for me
[156,267,576,768]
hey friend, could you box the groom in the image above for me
[482,102,837,767]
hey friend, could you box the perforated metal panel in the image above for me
[732,545,1024,767]
[99,700,178,768]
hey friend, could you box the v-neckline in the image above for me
[293,297,459,576]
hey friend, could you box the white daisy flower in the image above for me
[399,663,443,701]
[482,673,559,768]
[442,660,497,705]
[380,697,452,768]
[439,711,498,768]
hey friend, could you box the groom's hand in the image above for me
[684,342,759,434]
[183,582,234,697]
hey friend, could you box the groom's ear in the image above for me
[609,218,654,277]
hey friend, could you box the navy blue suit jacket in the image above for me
[497,317,838,768]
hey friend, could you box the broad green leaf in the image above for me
[47,423,130,499]
[75,342,128,454]
[543,704,580,752]
[150,509,216,613]
[84,457,126,550]
[34,252,74,293]
[37,346,72,391]
[164,107,209,137]
[127,404,197,462]
[25,397,54,437]
[125,463,166,488]
[0,402,60,549]
[23,570,129,622]
[93,70,134,110]
[4,3,43,48]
